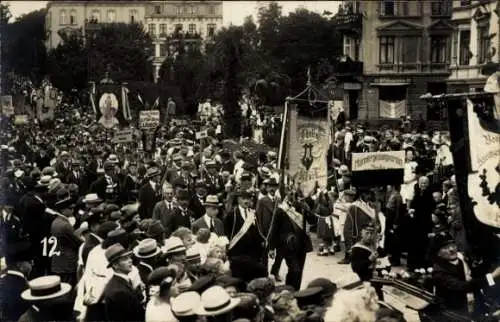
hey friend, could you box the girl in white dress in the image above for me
[400,148,418,205]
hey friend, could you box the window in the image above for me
[91,10,100,23]
[478,25,490,64]
[148,23,156,36]
[154,5,161,14]
[379,36,395,64]
[175,24,183,32]
[207,23,216,37]
[431,1,450,16]
[69,10,76,25]
[208,5,215,15]
[380,0,395,16]
[160,44,167,57]
[460,0,471,6]
[159,24,167,36]
[459,30,471,65]
[176,6,182,14]
[398,1,409,16]
[430,36,448,63]
[129,9,137,23]
[402,36,419,64]
[59,10,67,25]
[191,6,198,15]
[107,10,116,22]
[46,12,52,28]
[188,24,196,34]
[183,6,189,14]
[343,37,352,58]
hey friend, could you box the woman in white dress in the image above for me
[400,148,418,205]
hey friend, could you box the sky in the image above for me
[6,1,341,25]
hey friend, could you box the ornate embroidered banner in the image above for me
[287,105,331,196]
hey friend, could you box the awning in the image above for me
[371,82,411,86]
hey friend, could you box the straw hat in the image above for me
[133,238,161,259]
[82,193,102,204]
[21,275,71,301]
[171,291,203,317]
[203,195,221,207]
[197,286,241,316]
[163,237,186,256]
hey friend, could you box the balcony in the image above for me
[376,62,451,74]
[334,12,362,34]
[333,60,364,76]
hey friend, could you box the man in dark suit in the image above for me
[50,208,83,286]
[162,189,194,237]
[190,179,208,219]
[191,195,224,235]
[256,178,282,281]
[0,241,31,322]
[65,159,89,196]
[269,193,313,291]
[15,184,53,278]
[90,161,120,202]
[138,167,162,219]
[224,190,268,283]
[204,159,223,194]
[121,161,139,203]
[165,154,182,184]
[55,151,72,181]
[103,244,145,322]
[152,183,176,230]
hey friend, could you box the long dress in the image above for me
[400,161,418,204]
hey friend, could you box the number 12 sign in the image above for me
[41,236,61,257]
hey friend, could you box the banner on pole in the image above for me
[287,105,331,196]
[14,114,29,125]
[1,95,14,116]
[112,128,134,143]
[90,83,132,129]
[139,110,160,129]
[196,130,208,140]
[351,151,404,186]
[465,98,500,228]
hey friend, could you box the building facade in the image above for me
[144,1,223,81]
[335,0,455,121]
[45,1,222,81]
[448,0,499,93]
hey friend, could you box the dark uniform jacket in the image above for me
[103,274,145,322]
[138,182,160,219]
[0,270,29,321]
[50,215,82,274]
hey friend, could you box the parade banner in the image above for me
[90,82,132,129]
[1,95,14,116]
[112,128,134,144]
[139,110,160,129]
[288,105,330,196]
[465,98,500,228]
[14,114,29,125]
[351,151,405,186]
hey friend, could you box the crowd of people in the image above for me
[0,89,500,322]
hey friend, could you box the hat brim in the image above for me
[106,250,133,267]
[204,202,222,207]
[197,297,241,316]
[21,282,71,301]
[133,246,161,259]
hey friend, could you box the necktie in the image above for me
[210,219,215,232]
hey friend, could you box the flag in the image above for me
[152,97,159,109]
[122,86,132,121]
[90,82,97,114]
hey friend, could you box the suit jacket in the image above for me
[138,182,161,219]
[151,200,175,230]
[65,169,90,196]
[50,216,83,274]
[103,274,145,322]
[162,207,194,237]
[224,207,266,258]
[191,215,224,236]
[0,271,29,321]
[269,206,312,255]
[55,161,71,180]
[137,261,154,285]
[189,195,205,220]
[121,174,139,203]
[255,195,278,241]
[90,175,120,202]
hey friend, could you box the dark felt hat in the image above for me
[188,275,215,293]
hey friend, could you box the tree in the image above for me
[275,8,342,92]
[209,26,247,138]
[0,3,11,24]
[47,33,88,92]
[1,9,47,89]
[89,23,154,82]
